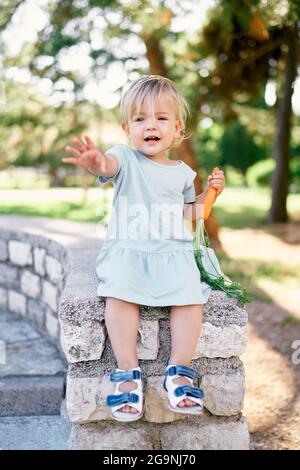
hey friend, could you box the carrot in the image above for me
[203,167,219,220]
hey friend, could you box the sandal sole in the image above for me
[167,403,203,415]
[112,410,144,422]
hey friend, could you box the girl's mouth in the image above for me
[144,136,160,144]
[144,136,160,141]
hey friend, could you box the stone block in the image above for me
[9,241,32,266]
[138,320,159,360]
[20,270,40,299]
[46,256,62,284]
[42,280,58,312]
[60,319,106,363]
[8,290,26,316]
[195,323,247,358]
[33,247,46,276]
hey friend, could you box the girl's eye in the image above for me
[158,117,167,120]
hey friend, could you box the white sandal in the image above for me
[106,366,144,422]
[163,364,204,415]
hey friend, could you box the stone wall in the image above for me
[0,229,67,347]
[61,290,249,450]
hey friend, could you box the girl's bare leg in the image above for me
[105,297,140,413]
[169,304,203,407]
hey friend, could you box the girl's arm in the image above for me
[183,191,207,221]
[183,169,225,221]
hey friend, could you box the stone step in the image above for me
[0,415,68,450]
[0,308,66,416]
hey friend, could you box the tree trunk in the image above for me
[143,35,221,245]
[268,26,298,223]
[144,36,168,77]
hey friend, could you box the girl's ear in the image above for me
[175,119,183,137]
[121,121,129,136]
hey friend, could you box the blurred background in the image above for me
[0,0,300,449]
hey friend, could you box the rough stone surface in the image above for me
[8,290,26,316]
[160,415,249,450]
[144,376,187,423]
[0,287,7,308]
[0,263,18,288]
[60,316,246,366]
[0,313,41,344]
[68,350,243,379]
[27,299,45,331]
[0,240,8,261]
[66,376,112,423]
[0,340,5,365]
[60,319,106,363]
[195,323,247,358]
[9,241,32,266]
[69,414,249,450]
[0,415,68,450]
[70,422,155,450]
[59,291,247,328]
[33,247,46,276]
[66,363,245,424]
[20,270,40,299]
[46,255,62,284]
[42,280,57,312]
[138,320,159,360]
[0,376,65,416]
[45,310,59,341]
[0,338,65,377]
[202,367,245,416]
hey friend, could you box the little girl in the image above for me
[63,75,225,423]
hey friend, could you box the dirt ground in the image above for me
[220,222,300,450]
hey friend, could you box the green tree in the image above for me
[219,121,267,177]
[201,0,300,222]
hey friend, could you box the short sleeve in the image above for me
[183,167,197,203]
[97,144,127,185]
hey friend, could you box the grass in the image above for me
[215,187,300,228]
[0,187,112,224]
[279,315,300,327]
[217,253,300,304]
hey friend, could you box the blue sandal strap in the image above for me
[110,369,141,382]
[106,392,139,407]
[167,365,198,381]
[174,385,204,399]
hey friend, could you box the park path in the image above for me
[220,222,300,450]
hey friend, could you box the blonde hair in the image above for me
[120,75,191,147]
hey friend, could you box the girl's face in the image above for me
[122,93,182,159]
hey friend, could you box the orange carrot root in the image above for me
[203,166,219,220]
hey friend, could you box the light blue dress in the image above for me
[95,144,212,306]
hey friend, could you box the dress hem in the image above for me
[96,288,211,307]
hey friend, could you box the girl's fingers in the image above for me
[65,146,81,158]
[62,157,80,165]
[73,137,87,151]
[83,135,95,150]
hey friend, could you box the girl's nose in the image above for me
[145,117,157,130]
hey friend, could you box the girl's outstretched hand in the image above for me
[206,168,225,196]
[62,135,107,176]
